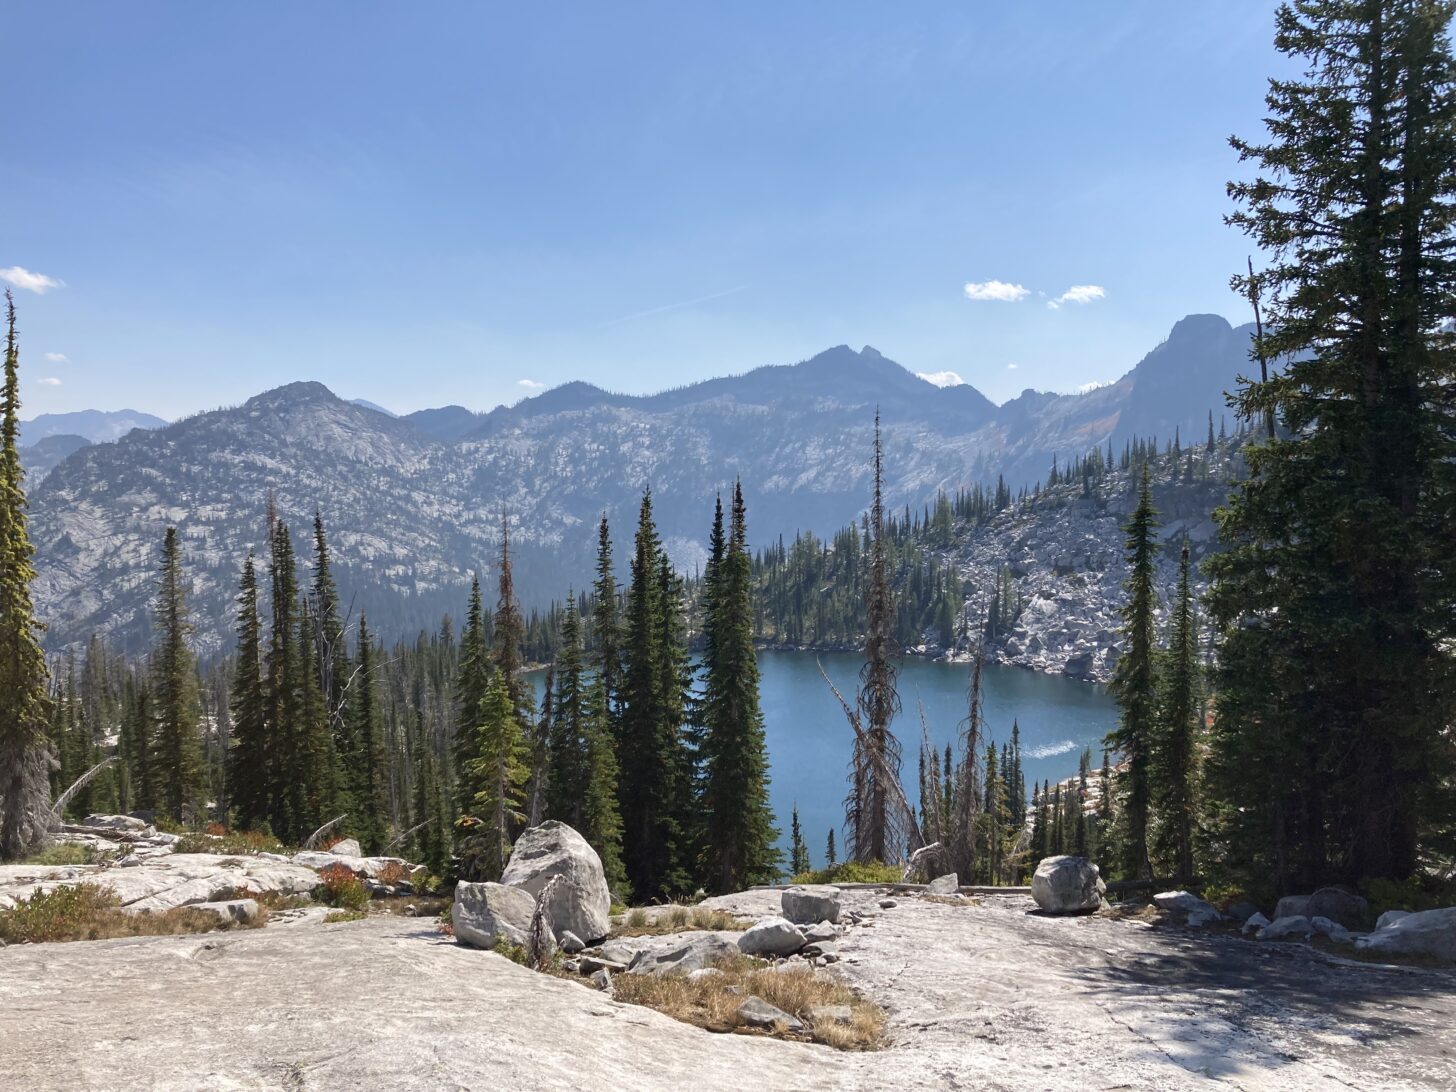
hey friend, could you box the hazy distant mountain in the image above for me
[20,408,166,447]
[28,315,1254,652]
[20,434,93,479]
[350,398,398,417]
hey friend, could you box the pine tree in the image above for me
[590,513,622,731]
[0,293,53,861]
[825,828,837,868]
[618,489,694,900]
[1209,0,1456,889]
[1154,538,1200,883]
[789,805,810,876]
[453,574,491,817]
[1106,465,1158,880]
[228,552,269,828]
[461,671,530,880]
[847,411,905,863]
[545,594,589,826]
[151,528,204,823]
[580,670,627,894]
[699,482,779,892]
[492,521,541,825]
[265,519,300,839]
[349,615,387,854]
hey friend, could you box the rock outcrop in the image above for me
[1153,890,1221,926]
[1031,856,1104,914]
[500,821,611,943]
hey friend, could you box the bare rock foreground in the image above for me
[3,888,1454,1090]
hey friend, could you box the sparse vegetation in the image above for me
[173,829,287,856]
[612,904,748,937]
[323,909,367,924]
[314,864,369,911]
[612,954,886,1050]
[20,842,105,866]
[0,883,267,944]
[791,860,903,886]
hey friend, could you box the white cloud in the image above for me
[38,377,61,386]
[1075,379,1112,394]
[44,352,68,364]
[0,266,63,294]
[963,280,1029,302]
[516,378,545,390]
[916,370,966,388]
[1048,284,1106,309]
[1006,363,1019,370]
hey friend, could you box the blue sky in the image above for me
[4,2,1289,419]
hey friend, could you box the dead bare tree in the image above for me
[822,659,919,858]
[47,757,118,831]
[528,875,563,971]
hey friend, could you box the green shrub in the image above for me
[1364,875,1455,917]
[0,884,120,943]
[324,909,367,924]
[174,828,286,856]
[491,934,529,965]
[314,864,370,911]
[21,842,99,866]
[791,860,903,886]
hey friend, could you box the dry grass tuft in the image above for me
[0,883,269,944]
[612,904,749,937]
[922,894,981,907]
[611,954,887,1050]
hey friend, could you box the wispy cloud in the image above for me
[38,377,61,386]
[600,284,749,327]
[44,352,69,364]
[1006,363,1019,370]
[516,378,545,391]
[0,266,64,294]
[963,279,1028,302]
[1047,284,1106,309]
[1076,379,1113,394]
[916,370,966,388]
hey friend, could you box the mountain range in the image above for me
[26,314,1255,653]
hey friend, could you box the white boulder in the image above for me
[1031,856,1105,914]
[329,839,363,857]
[453,881,536,949]
[1355,906,1456,964]
[1241,911,1271,935]
[500,821,611,944]
[781,885,841,925]
[737,916,806,958]
[1258,915,1314,941]
[1153,890,1221,926]
[926,873,959,895]
[1376,909,1411,931]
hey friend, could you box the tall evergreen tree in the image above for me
[265,519,300,838]
[228,552,269,828]
[1155,538,1200,882]
[847,412,905,863]
[580,669,627,894]
[463,671,529,880]
[825,828,837,868]
[1106,465,1159,880]
[0,293,53,861]
[590,513,622,730]
[349,614,388,854]
[545,594,589,825]
[698,482,779,892]
[1209,0,1456,888]
[151,528,204,823]
[789,805,810,876]
[453,574,491,817]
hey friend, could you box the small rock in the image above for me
[558,930,585,954]
[926,873,959,895]
[589,969,612,991]
[1310,916,1354,944]
[810,1004,853,1026]
[1153,890,1221,926]
[577,954,627,974]
[737,916,806,958]
[687,967,724,982]
[190,898,260,924]
[801,921,838,944]
[404,904,418,917]
[630,934,739,976]
[737,996,804,1032]
[1258,915,1314,941]
[1241,911,1271,935]
[878,899,897,909]
[801,941,838,960]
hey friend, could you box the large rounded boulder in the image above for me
[781,884,841,925]
[452,881,536,949]
[1031,855,1105,914]
[500,821,611,944]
